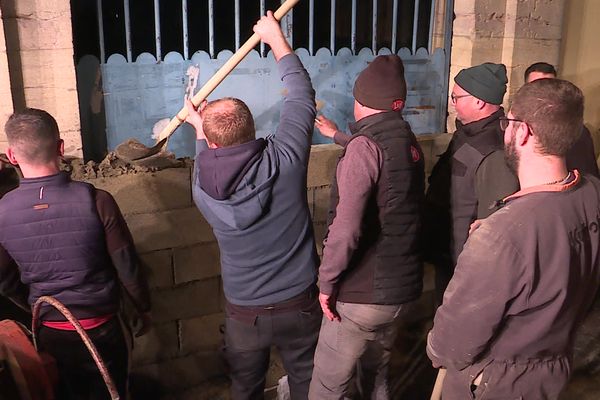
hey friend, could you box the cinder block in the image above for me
[423,263,435,293]
[306,187,315,218]
[173,243,221,285]
[125,207,216,252]
[139,250,173,289]
[151,278,221,323]
[87,168,193,215]
[307,144,342,187]
[312,185,332,224]
[131,321,180,366]
[131,350,226,391]
[313,222,328,257]
[180,313,225,354]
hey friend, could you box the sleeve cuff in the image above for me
[318,280,335,296]
[334,131,351,146]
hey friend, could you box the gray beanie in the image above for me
[454,63,508,105]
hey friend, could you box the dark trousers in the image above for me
[225,286,322,400]
[38,317,129,400]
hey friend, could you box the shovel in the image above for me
[115,0,300,162]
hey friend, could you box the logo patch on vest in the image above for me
[392,99,403,111]
[410,146,421,162]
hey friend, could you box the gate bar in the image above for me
[372,0,378,54]
[154,0,161,61]
[183,0,189,59]
[392,0,398,53]
[96,0,105,63]
[124,0,132,62]
[412,0,421,54]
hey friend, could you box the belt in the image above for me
[226,284,318,324]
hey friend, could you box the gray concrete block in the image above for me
[313,222,328,257]
[87,168,192,215]
[151,278,221,323]
[173,243,221,285]
[180,313,225,354]
[131,321,180,366]
[307,144,342,187]
[125,207,215,252]
[312,185,331,224]
[131,350,226,391]
[139,250,173,289]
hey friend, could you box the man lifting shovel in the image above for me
[185,11,321,400]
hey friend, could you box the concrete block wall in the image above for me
[81,137,443,396]
[0,0,82,156]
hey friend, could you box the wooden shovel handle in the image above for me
[157,0,300,142]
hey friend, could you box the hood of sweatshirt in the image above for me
[194,138,276,230]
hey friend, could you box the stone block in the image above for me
[151,278,221,323]
[180,313,225,354]
[7,0,71,17]
[132,321,180,366]
[307,144,342,187]
[139,250,173,289]
[4,13,74,51]
[87,168,193,215]
[173,243,221,285]
[131,350,226,391]
[125,207,215,252]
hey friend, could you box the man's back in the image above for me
[192,54,318,306]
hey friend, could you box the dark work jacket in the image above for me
[566,125,599,178]
[424,108,515,266]
[0,173,119,320]
[328,112,425,305]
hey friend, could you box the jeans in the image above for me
[225,287,322,400]
[309,301,404,400]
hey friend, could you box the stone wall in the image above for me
[0,0,82,156]
[448,0,566,131]
[81,137,446,398]
[0,7,13,154]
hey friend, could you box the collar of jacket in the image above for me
[348,110,404,135]
[497,170,581,207]
[456,107,505,137]
[19,171,69,187]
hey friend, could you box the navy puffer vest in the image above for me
[0,172,118,320]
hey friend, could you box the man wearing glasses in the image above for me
[427,78,600,399]
[423,62,519,300]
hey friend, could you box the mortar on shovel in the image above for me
[115,0,300,165]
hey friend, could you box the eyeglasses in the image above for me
[450,93,472,104]
[499,117,525,131]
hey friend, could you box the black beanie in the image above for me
[454,63,508,105]
[353,55,407,111]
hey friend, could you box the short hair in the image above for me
[5,108,60,165]
[511,79,583,157]
[202,98,255,147]
[524,62,557,82]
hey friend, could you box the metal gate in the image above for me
[74,0,454,159]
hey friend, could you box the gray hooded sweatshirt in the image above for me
[192,54,318,306]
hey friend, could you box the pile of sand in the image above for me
[64,151,189,181]
[1,151,190,183]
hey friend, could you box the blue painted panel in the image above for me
[98,46,446,158]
